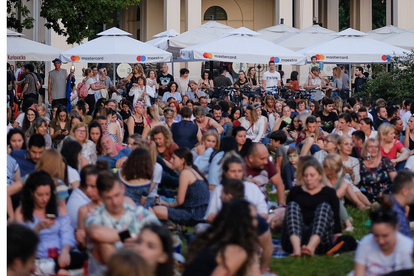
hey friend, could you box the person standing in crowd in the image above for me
[157,64,174,97]
[317,98,338,133]
[329,67,342,98]
[7,224,39,276]
[146,69,158,104]
[85,170,159,276]
[213,67,232,88]
[353,197,414,276]
[82,68,107,115]
[129,76,153,107]
[262,60,281,91]
[48,58,68,107]
[176,68,190,96]
[19,64,40,108]
[353,66,366,94]
[197,70,214,94]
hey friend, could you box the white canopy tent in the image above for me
[7,29,62,61]
[297,28,407,64]
[145,29,179,51]
[180,27,306,65]
[167,21,235,56]
[60,27,172,64]
[366,25,408,40]
[256,24,299,42]
[378,32,414,51]
[273,24,337,52]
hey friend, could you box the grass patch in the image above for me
[179,184,371,276]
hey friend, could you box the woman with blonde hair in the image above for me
[282,156,341,256]
[192,129,220,159]
[127,102,148,136]
[378,122,413,170]
[150,125,178,168]
[329,67,342,98]
[105,249,154,276]
[142,105,163,138]
[360,138,397,203]
[263,95,276,116]
[323,154,354,232]
[332,96,343,115]
[238,105,265,143]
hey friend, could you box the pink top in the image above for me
[381,139,404,160]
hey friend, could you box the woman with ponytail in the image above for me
[152,147,210,225]
[353,196,414,276]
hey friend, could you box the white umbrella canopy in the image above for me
[273,24,337,52]
[167,21,235,56]
[180,27,306,65]
[145,29,179,51]
[60,27,172,63]
[256,24,299,42]
[378,32,414,51]
[298,28,407,63]
[366,24,408,40]
[7,29,63,61]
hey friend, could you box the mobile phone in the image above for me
[70,66,75,73]
[61,129,67,132]
[46,214,56,219]
[119,230,131,242]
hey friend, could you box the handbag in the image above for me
[100,88,109,99]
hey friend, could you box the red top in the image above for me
[289,80,300,91]
[233,120,241,127]
[381,139,404,160]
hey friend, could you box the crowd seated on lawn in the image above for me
[7,61,414,276]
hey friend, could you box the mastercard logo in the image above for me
[270,57,280,63]
[381,55,391,61]
[315,54,325,60]
[136,55,146,62]
[70,56,80,61]
[203,52,213,59]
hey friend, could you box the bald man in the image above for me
[244,143,286,206]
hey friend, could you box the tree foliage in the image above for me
[7,0,34,33]
[7,0,140,44]
[360,52,414,103]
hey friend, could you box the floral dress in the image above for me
[359,157,396,203]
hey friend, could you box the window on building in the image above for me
[136,6,141,21]
[203,6,227,21]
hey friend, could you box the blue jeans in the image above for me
[297,143,321,155]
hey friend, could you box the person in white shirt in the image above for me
[262,60,281,90]
[238,105,265,143]
[331,113,356,136]
[129,76,154,107]
[66,165,98,229]
[205,152,268,221]
[353,197,414,276]
[401,104,413,130]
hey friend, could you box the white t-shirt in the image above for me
[331,127,356,136]
[355,232,414,276]
[262,71,281,89]
[67,166,80,188]
[85,78,96,95]
[15,113,25,127]
[204,181,268,220]
[66,187,92,229]
[148,163,163,198]
[405,155,414,172]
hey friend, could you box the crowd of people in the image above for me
[6,58,414,276]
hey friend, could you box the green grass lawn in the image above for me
[179,185,371,276]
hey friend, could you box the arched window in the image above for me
[204,6,227,21]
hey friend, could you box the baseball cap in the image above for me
[52,58,62,64]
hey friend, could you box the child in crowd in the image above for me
[309,55,320,73]
[282,146,299,190]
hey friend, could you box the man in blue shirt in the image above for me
[10,134,45,178]
[97,135,131,169]
[390,170,414,238]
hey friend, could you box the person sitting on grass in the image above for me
[353,196,414,276]
[323,154,354,232]
[281,156,342,256]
